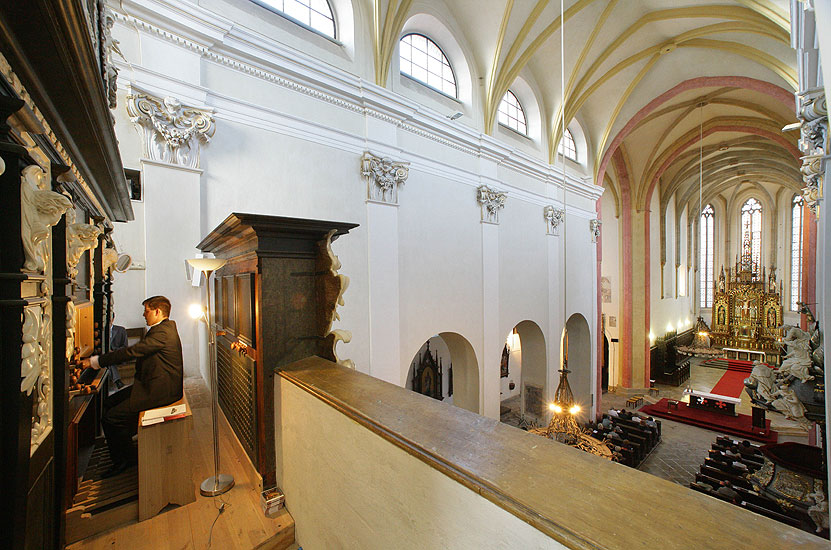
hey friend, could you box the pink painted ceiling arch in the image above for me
[596,76,796,190]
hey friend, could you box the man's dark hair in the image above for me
[142,295,171,317]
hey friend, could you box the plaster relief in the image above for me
[544,205,564,236]
[361,152,409,204]
[477,185,506,224]
[126,92,215,168]
[590,218,602,243]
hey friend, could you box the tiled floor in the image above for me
[500,358,809,488]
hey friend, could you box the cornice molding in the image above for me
[111,0,602,203]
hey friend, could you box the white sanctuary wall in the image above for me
[649,190,693,338]
[107,0,603,418]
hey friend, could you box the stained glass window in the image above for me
[699,204,714,308]
[791,195,804,310]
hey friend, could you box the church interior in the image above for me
[2,0,831,548]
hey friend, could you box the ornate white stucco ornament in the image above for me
[544,205,564,236]
[796,90,827,217]
[477,185,506,224]
[361,152,410,204]
[589,218,602,243]
[126,92,215,168]
[101,6,121,110]
[67,223,103,279]
[21,164,72,273]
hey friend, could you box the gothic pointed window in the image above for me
[254,0,336,38]
[699,204,715,308]
[558,129,577,161]
[740,198,762,269]
[791,195,804,310]
[399,34,457,97]
[498,90,527,135]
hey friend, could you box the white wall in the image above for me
[599,191,620,386]
[108,0,602,417]
[650,191,693,338]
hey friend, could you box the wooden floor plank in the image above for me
[68,383,294,550]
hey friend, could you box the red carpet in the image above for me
[639,398,778,444]
[710,370,749,398]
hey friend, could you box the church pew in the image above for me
[700,465,751,489]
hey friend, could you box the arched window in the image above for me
[254,0,336,38]
[791,195,804,310]
[498,90,527,135]
[740,198,762,269]
[558,129,577,161]
[399,34,457,97]
[699,204,715,308]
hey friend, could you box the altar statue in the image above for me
[744,360,777,406]
[808,491,829,533]
[771,386,811,428]
[777,326,815,383]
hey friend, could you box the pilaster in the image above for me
[361,152,407,385]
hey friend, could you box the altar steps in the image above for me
[701,358,755,373]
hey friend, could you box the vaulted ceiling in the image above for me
[374,0,799,218]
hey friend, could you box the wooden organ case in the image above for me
[0,1,133,547]
[198,213,357,489]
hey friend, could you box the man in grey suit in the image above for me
[83,296,184,477]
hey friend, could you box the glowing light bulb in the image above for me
[189,303,205,320]
[569,405,581,415]
[549,403,563,414]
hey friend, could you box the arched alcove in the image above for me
[560,313,592,420]
[499,320,547,425]
[405,332,479,414]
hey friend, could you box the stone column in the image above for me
[126,91,215,379]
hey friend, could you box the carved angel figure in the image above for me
[21,165,73,272]
[777,326,815,383]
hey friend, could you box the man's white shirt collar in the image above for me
[148,319,164,328]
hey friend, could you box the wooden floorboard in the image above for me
[67,389,294,550]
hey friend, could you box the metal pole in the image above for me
[200,268,234,496]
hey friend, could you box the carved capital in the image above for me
[126,92,215,168]
[590,218,602,243]
[21,164,72,273]
[543,205,564,236]
[361,152,409,204]
[477,185,506,224]
[797,90,827,218]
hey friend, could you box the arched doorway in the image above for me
[499,321,546,427]
[559,313,592,420]
[602,334,609,392]
[406,332,479,414]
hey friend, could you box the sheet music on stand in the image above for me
[141,403,188,426]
